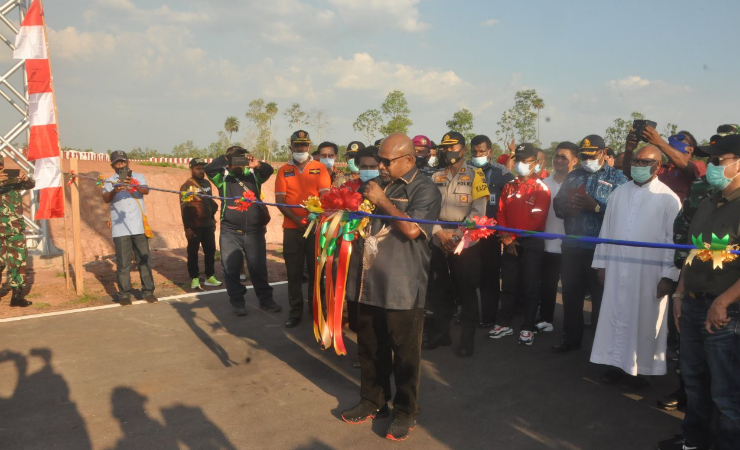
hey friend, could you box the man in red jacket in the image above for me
[488,143,551,346]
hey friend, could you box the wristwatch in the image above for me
[594,204,601,213]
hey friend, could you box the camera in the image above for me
[229,156,250,167]
[116,167,132,183]
[632,119,658,142]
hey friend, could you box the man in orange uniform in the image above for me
[275,130,331,328]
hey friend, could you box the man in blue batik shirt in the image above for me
[470,134,516,327]
[551,135,628,353]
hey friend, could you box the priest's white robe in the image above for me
[590,178,681,375]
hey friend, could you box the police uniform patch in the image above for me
[284,170,295,178]
[460,175,471,181]
[433,174,446,183]
[309,169,321,175]
[460,167,466,173]
[350,143,358,151]
[459,195,469,203]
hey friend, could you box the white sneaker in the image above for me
[519,330,534,346]
[535,321,554,333]
[488,326,513,339]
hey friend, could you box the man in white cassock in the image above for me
[590,145,681,389]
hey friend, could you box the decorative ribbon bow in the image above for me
[309,187,374,356]
[95,174,106,186]
[685,233,740,269]
[180,185,199,203]
[454,216,497,254]
[66,170,77,186]
[227,190,255,212]
[126,178,140,193]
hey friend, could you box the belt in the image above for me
[689,292,717,302]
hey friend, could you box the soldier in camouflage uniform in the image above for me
[0,154,34,307]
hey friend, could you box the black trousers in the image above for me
[113,234,155,300]
[428,243,481,331]
[220,229,273,308]
[497,238,543,331]
[560,246,603,346]
[478,236,502,326]
[539,251,562,324]
[186,226,216,279]
[283,228,316,319]
[358,304,423,420]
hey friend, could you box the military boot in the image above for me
[10,288,32,307]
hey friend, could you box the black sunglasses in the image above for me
[379,154,410,167]
[631,158,658,167]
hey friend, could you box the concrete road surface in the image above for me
[0,284,682,449]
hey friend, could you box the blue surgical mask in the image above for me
[347,159,359,173]
[320,157,334,169]
[471,156,488,167]
[706,161,740,190]
[359,169,379,182]
[581,159,602,173]
[631,165,654,184]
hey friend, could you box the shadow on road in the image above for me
[0,348,92,450]
[106,385,237,450]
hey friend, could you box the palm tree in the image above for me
[224,116,240,142]
[533,98,545,142]
[265,102,278,157]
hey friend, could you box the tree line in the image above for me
[64,89,706,163]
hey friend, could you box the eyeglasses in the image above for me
[379,154,409,167]
[631,158,658,167]
[709,156,740,166]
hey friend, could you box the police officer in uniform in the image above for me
[423,131,490,357]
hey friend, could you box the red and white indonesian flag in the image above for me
[13,0,63,219]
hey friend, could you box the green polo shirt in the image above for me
[684,187,740,296]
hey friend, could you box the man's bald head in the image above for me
[635,145,661,161]
[378,133,415,181]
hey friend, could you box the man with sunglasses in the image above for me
[624,127,705,202]
[552,135,628,353]
[657,134,740,450]
[590,145,680,389]
[341,134,441,441]
[423,131,490,357]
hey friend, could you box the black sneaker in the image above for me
[341,403,390,424]
[119,297,133,307]
[9,288,32,307]
[657,434,709,450]
[259,299,282,313]
[385,415,416,441]
[145,294,158,304]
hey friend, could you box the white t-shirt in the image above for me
[543,175,565,254]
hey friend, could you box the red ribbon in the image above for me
[320,186,362,211]
[227,190,256,212]
[66,170,77,186]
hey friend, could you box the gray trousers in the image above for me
[113,234,155,300]
[220,230,273,308]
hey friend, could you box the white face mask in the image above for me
[428,156,437,167]
[472,156,488,167]
[319,157,334,169]
[293,152,309,163]
[515,161,533,177]
[581,159,602,173]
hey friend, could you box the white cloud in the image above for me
[326,52,466,101]
[87,1,208,25]
[607,75,692,95]
[325,0,430,32]
[480,18,499,27]
[47,27,118,61]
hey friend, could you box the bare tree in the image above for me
[307,109,331,143]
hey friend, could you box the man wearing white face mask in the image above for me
[275,130,332,328]
[488,143,551,346]
[317,141,348,187]
[470,134,515,328]
[551,135,628,353]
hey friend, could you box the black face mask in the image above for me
[415,155,428,168]
[437,149,463,168]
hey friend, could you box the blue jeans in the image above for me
[680,296,740,450]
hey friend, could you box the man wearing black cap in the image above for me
[424,131,490,357]
[345,141,365,181]
[658,133,740,450]
[205,146,280,316]
[102,151,157,305]
[488,143,551,346]
[275,130,331,328]
[551,135,627,353]
[180,158,220,290]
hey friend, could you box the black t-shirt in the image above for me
[684,188,740,296]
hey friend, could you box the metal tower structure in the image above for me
[0,0,53,254]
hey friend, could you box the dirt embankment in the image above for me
[50,159,285,260]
